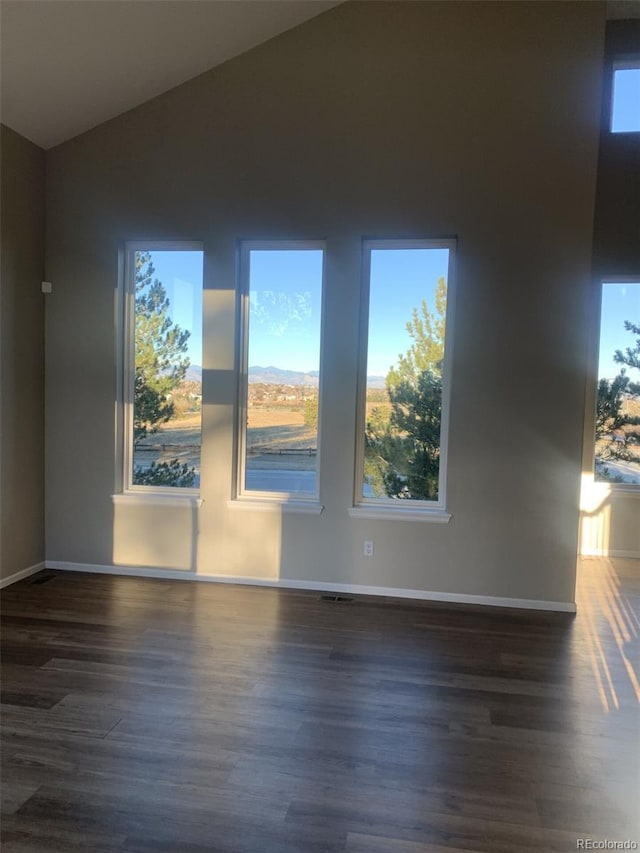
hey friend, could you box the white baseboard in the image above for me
[0,562,45,589]
[45,560,577,613]
[580,548,640,559]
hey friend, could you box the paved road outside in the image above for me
[245,468,316,493]
[599,459,640,485]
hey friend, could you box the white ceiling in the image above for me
[1,1,638,151]
[0,0,340,149]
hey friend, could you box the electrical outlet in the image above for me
[363,540,374,557]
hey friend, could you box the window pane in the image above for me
[595,282,640,485]
[611,68,640,133]
[132,249,203,488]
[363,246,450,503]
[243,248,323,496]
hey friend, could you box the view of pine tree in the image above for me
[365,277,446,500]
[132,460,197,488]
[134,252,190,443]
[614,321,640,387]
[386,277,447,387]
[596,319,640,481]
[303,397,318,429]
[132,252,195,487]
[596,373,631,439]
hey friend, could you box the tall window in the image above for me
[611,63,640,133]
[595,280,640,486]
[124,243,203,491]
[356,240,455,511]
[237,243,324,500]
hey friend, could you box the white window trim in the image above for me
[121,240,203,499]
[353,238,457,515]
[113,493,203,508]
[348,506,451,523]
[590,276,640,493]
[233,240,326,505]
[226,498,324,514]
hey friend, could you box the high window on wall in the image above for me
[236,242,325,503]
[352,240,455,521]
[610,61,640,132]
[594,280,640,487]
[123,243,203,493]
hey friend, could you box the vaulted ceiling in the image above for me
[0,1,340,149]
[1,1,637,151]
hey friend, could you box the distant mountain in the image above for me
[185,363,385,388]
[249,366,320,386]
[185,364,203,382]
[366,375,386,389]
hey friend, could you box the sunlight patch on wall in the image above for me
[112,501,198,571]
[579,473,612,557]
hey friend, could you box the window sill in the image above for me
[583,477,640,501]
[607,486,640,499]
[112,493,203,508]
[226,499,324,515]
[348,505,452,523]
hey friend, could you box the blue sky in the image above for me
[144,250,204,364]
[599,282,640,380]
[248,249,323,372]
[145,247,450,378]
[142,252,637,390]
[248,247,450,377]
[611,68,640,132]
[368,248,449,377]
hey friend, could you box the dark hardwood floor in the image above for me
[1,558,639,852]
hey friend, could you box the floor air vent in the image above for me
[31,573,56,585]
[320,595,354,603]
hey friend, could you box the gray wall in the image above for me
[45,1,606,606]
[1,124,46,581]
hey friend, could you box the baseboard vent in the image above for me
[321,594,354,603]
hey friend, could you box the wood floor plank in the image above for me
[0,782,41,817]
[345,834,477,853]
[1,557,638,851]
[286,798,595,853]
[1,825,126,853]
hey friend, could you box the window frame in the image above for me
[610,58,640,134]
[352,238,457,520]
[121,240,204,498]
[592,276,640,494]
[234,239,326,507]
